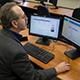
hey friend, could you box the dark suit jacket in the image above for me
[0,0,12,6]
[0,28,57,80]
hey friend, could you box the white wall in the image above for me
[57,0,80,9]
[25,0,80,9]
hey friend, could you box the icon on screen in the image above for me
[51,25,54,32]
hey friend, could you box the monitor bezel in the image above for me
[61,15,80,51]
[29,14,63,40]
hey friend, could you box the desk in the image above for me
[19,27,80,80]
[0,24,80,80]
[18,1,73,17]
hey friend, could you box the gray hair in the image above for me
[0,2,19,29]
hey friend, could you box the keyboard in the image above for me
[23,42,54,64]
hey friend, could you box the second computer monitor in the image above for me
[29,15,62,46]
[61,15,80,60]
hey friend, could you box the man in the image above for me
[0,2,71,80]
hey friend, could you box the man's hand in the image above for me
[55,61,71,74]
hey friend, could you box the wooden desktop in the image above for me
[0,2,80,80]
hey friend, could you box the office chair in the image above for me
[37,5,50,16]
[72,7,80,20]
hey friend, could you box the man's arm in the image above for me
[11,52,57,80]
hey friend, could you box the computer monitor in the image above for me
[61,15,80,60]
[29,15,62,46]
[49,0,58,9]
[33,0,47,7]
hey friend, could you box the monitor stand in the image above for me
[50,6,58,9]
[34,1,45,8]
[64,49,80,60]
[35,37,51,46]
[40,1,45,6]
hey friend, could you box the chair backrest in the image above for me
[72,8,80,20]
[37,5,50,16]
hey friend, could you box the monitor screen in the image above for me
[29,15,62,46]
[62,15,80,60]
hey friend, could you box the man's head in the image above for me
[0,2,27,32]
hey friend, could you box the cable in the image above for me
[41,40,74,64]
[41,40,54,51]
[52,40,74,63]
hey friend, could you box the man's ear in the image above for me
[11,20,18,28]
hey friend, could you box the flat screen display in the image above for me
[61,15,80,60]
[29,15,61,40]
[62,15,80,48]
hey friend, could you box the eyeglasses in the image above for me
[20,14,27,20]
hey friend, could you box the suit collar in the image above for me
[5,28,22,41]
[1,28,20,43]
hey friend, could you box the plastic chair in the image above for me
[37,5,50,16]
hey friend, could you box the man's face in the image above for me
[12,5,28,32]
